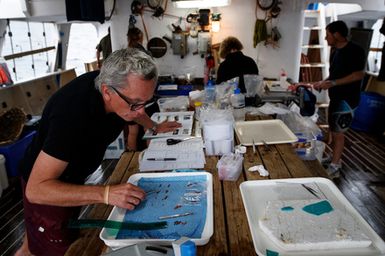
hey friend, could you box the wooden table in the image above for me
[66,117,327,256]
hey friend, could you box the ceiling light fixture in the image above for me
[172,0,231,9]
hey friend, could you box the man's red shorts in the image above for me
[21,179,80,256]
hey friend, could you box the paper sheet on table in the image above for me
[140,138,206,171]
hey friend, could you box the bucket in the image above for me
[351,92,385,133]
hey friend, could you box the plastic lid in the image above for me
[180,240,196,256]
[234,88,241,94]
[194,101,202,107]
[206,79,214,86]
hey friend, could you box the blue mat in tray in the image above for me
[116,175,207,240]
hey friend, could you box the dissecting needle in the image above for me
[158,212,193,220]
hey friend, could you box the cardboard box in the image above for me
[365,75,385,97]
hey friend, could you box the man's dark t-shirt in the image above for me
[96,34,112,60]
[328,41,365,108]
[20,71,126,184]
[216,51,259,93]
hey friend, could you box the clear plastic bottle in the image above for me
[230,88,245,121]
[194,101,202,121]
[204,78,216,105]
[280,68,288,89]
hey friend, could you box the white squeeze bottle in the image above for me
[230,88,245,121]
[280,68,288,89]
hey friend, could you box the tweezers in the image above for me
[301,183,321,199]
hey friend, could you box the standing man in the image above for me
[313,20,366,179]
[96,27,112,68]
[16,48,180,256]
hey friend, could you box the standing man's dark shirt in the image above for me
[328,41,366,108]
[96,34,112,60]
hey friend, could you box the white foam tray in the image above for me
[100,172,213,250]
[240,178,385,256]
[234,119,298,146]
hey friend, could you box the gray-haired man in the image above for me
[16,48,180,256]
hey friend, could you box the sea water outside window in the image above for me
[2,20,57,82]
[2,21,99,83]
[66,23,98,75]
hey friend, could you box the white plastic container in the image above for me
[240,178,385,255]
[279,69,288,89]
[230,88,245,121]
[200,109,234,156]
[157,96,189,112]
[100,172,213,250]
[0,154,8,194]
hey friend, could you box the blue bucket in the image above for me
[351,92,385,133]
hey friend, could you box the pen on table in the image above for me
[146,158,177,161]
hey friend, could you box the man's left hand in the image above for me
[313,80,332,91]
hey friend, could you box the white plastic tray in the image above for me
[240,178,385,256]
[234,119,298,146]
[100,172,213,250]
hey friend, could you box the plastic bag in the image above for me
[215,82,235,109]
[277,111,322,140]
[217,153,244,181]
[244,74,264,97]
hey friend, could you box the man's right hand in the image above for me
[108,183,146,210]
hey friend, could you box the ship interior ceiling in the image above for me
[1,0,385,255]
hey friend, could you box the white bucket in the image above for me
[0,154,9,194]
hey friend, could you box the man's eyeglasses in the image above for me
[109,86,155,111]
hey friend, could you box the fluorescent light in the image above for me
[172,0,231,8]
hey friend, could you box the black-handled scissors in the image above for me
[166,137,195,145]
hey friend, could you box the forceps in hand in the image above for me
[166,137,195,145]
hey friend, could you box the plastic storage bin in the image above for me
[351,92,385,133]
[157,96,189,112]
[0,154,9,192]
[0,130,36,177]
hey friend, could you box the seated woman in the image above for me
[216,36,259,93]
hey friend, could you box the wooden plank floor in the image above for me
[1,125,385,255]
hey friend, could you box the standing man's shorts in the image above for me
[21,179,80,256]
[328,100,356,133]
